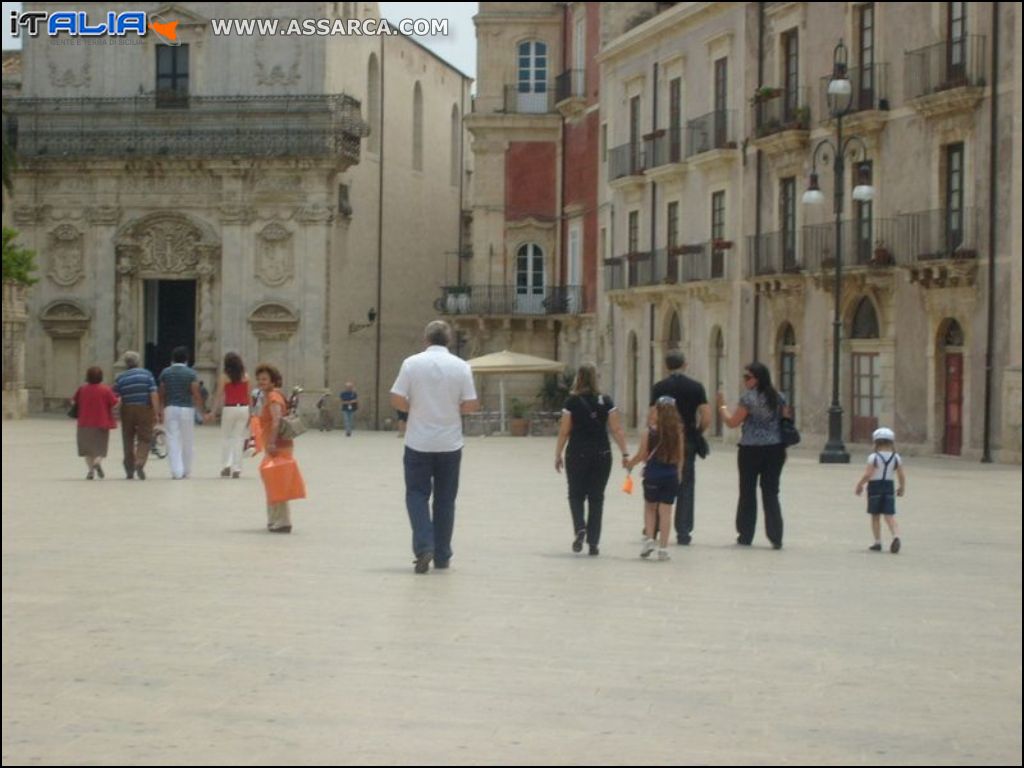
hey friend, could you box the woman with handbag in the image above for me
[255,363,305,533]
[71,366,119,480]
[716,362,790,550]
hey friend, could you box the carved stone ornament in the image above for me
[40,300,91,339]
[115,213,220,277]
[48,61,91,89]
[248,302,299,340]
[255,58,302,86]
[46,224,85,287]
[256,223,294,287]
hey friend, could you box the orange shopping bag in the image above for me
[621,473,634,494]
[249,415,264,455]
[260,455,307,505]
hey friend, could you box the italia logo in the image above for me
[8,10,180,43]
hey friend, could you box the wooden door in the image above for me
[943,352,963,455]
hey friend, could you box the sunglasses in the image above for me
[656,395,677,405]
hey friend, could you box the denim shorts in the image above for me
[643,461,679,504]
[866,479,896,515]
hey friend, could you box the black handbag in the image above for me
[693,432,710,459]
[780,415,801,447]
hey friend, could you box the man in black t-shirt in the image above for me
[650,350,711,545]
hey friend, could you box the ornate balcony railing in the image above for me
[899,207,979,262]
[686,110,738,156]
[905,36,986,101]
[801,218,905,271]
[608,141,646,181]
[4,93,368,162]
[818,62,891,118]
[436,285,583,316]
[555,69,585,103]
[753,86,811,137]
[747,230,804,277]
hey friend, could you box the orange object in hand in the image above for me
[621,474,634,494]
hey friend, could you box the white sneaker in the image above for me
[657,547,670,561]
[640,538,656,558]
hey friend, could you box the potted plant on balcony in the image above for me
[751,86,783,104]
[508,398,531,437]
[871,242,894,266]
[712,239,733,251]
[445,285,471,313]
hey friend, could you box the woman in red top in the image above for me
[72,366,119,480]
[210,352,251,478]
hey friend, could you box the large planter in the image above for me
[509,418,530,437]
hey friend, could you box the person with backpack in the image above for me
[554,364,630,557]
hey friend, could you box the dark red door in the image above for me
[851,352,879,443]
[944,352,963,455]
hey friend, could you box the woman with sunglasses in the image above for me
[716,362,788,549]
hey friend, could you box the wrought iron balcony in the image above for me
[674,242,729,282]
[905,36,986,101]
[686,110,738,157]
[818,62,891,118]
[4,93,368,163]
[752,86,811,138]
[436,285,583,316]
[801,218,905,272]
[502,84,554,114]
[555,69,585,103]
[608,141,646,181]
[747,231,804,277]
[900,207,979,262]
[645,126,685,167]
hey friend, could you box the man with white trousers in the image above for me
[158,346,206,479]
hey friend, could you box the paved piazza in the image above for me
[2,418,1021,765]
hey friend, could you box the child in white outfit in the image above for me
[855,427,906,553]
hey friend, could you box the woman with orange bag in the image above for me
[255,363,305,533]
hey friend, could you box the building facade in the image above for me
[598,1,1021,462]
[3,2,470,427]
[458,2,606,410]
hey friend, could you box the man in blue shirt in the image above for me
[340,381,359,436]
[112,350,160,480]
[158,346,205,479]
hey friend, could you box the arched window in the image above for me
[516,40,548,113]
[515,243,545,314]
[367,54,380,153]
[450,103,460,187]
[778,323,797,408]
[850,297,880,339]
[412,81,423,171]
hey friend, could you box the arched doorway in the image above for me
[710,327,725,436]
[938,318,965,455]
[849,297,881,442]
[627,331,639,429]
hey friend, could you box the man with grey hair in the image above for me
[390,320,479,574]
[112,351,160,480]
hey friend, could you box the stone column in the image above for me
[2,281,30,419]
[114,246,138,358]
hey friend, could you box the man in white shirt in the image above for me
[390,320,479,574]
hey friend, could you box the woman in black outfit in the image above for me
[554,364,630,555]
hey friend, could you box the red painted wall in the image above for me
[506,142,557,221]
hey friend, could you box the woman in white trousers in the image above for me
[210,352,251,478]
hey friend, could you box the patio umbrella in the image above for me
[465,350,566,433]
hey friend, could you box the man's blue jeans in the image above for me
[342,410,355,435]
[403,446,462,564]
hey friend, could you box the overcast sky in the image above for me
[1,2,478,79]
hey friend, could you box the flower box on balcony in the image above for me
[712,240,733,251]
[676,244,705,256]
[751,86,783,104]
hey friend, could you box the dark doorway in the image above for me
[144,279,196,376]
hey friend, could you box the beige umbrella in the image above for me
[466,350,566,433]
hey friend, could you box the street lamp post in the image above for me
[803,40,875,464]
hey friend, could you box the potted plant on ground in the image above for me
[508,398,531,437]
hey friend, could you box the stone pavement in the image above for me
[2,418,1021,765]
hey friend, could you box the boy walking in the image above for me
[855,427,906,553]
